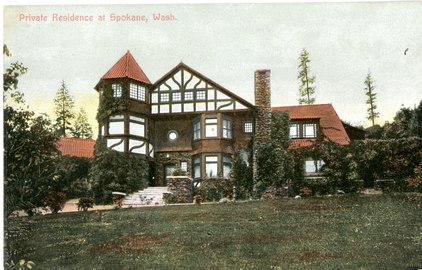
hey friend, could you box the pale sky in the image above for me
[3,2,422,135]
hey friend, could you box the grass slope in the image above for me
[5,194,422,269]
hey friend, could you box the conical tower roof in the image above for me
[101,50,151,84]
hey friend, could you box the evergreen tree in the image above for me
[53,81,75,136]
[72,108,93,139]
[297,48,316,105]
[364,72,379,127]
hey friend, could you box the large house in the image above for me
[59,51,363,185]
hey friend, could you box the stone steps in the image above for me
[124,186,169,206]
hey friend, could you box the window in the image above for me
[185,92,193,101]
[223,118,232,139]
[244,122,253,133]
[112,83,122,98]
[193,156,201,178]
[108,114,124,135]
[129,83,146,101]
[129,115,145,137]
[290,124,300,138]
[196,91,206,100]
[223,156,232,178]
[180,161,188,172]
[205,156,218,178]
[193,120,201,140]
[303,124,317,138]
[172,92,181,102]
[205,118,218,137]
[161,93,169,102]
[305,159,325,174]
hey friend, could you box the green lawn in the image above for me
[5,194,422,269]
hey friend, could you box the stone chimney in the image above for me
[254,69,272,146]
[252,70,272,194]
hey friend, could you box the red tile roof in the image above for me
[57,137,95,158]
[101,51,151,84]
[272,104,351,148]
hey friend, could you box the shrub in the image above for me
[194,178,233,202]
[77,197,94,211]
[43,191,66,214]
[407,164,422,192]
[53,156,91,198]
[230,148,253,199]
[163,192,178,204]
[90,140,149,204]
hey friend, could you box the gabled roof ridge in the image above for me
[153,62,255,109]
[272,103,333,110]
[59,136,96,142]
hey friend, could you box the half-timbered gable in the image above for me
[151,63,253,114]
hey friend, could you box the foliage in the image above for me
[89,140,149,203]
[72,108,93,139]
[194,178,233,202]
[365,124,383,139]
[230,150,253,199]
[3,44,27,104]
[77,197,95,211]
[5,259,35,270]
[271,112,290,149]
[406,164,422,192]
[363,72,379,126]
[4,106,58,216]
[172,165,188,176]
[383,102,422,139]
[255,112,293,196]
[53,156,92,198]
[297,48,316,105]
[410,100,422,137]
[53,81,75,137]
[96,83,128,125]
[43,190,66,214]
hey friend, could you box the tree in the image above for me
[297,48,316,105]
[72,108,93,139]
[364,72,379,127]
[4,45,59,216]
[410,101,422,137]
[53,81,75,137]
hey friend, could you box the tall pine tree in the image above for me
[72,108,93,139]
[364,72,379,127]
[298,48,316,105]
[53,81,75,136]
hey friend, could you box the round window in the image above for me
[168,131,178,141]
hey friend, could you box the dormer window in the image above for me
[289,122,318,139]
[130,83,146,101]
[303,123,317,138]
[112,83,122,98]
[289,124,299,138]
